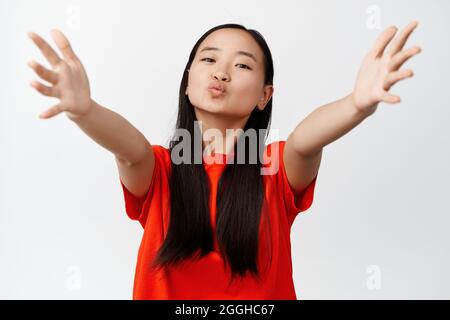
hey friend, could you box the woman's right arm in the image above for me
[70,100,155,198]
[27,29,154,198]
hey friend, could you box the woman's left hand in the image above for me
[352,21,421,115]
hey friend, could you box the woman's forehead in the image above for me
[198,29,262,62]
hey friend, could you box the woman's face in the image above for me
[186,28,273,119]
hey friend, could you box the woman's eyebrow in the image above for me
[199,46,257,63]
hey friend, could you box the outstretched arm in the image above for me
[284,21,421,192]
[28,30,155,198]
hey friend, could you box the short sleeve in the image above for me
[264,141,318,224]
[119,144,162,228]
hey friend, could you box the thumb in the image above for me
[381,91,401,104]
[39,103,63,119]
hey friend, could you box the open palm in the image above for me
[352,21,421,114]
[28,29,91,120]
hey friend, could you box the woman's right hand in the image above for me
[28,29,92,120]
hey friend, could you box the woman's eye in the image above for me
[236,63,250,70]
[200,58,251,70]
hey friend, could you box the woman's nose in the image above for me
[213,72,229,81]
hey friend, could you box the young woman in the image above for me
[27,21,421,299]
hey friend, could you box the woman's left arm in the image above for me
[284,21,421,192]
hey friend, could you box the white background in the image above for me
[1,0,449,299]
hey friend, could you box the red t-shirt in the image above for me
[119,140,318,299]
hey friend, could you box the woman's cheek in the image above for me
[237,84,260,107]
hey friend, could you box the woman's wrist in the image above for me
[66,98,95,122]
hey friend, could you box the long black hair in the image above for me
[151,23,275,286]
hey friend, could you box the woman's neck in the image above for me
[195,108,250,155]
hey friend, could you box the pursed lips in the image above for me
[208,83,227,96]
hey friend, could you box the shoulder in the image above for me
[150,144,172,174]
[151,144,170,159]
[261,140,285,173]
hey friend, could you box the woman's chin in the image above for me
[194,102,229,115]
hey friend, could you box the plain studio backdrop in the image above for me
[1,0,449,299]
